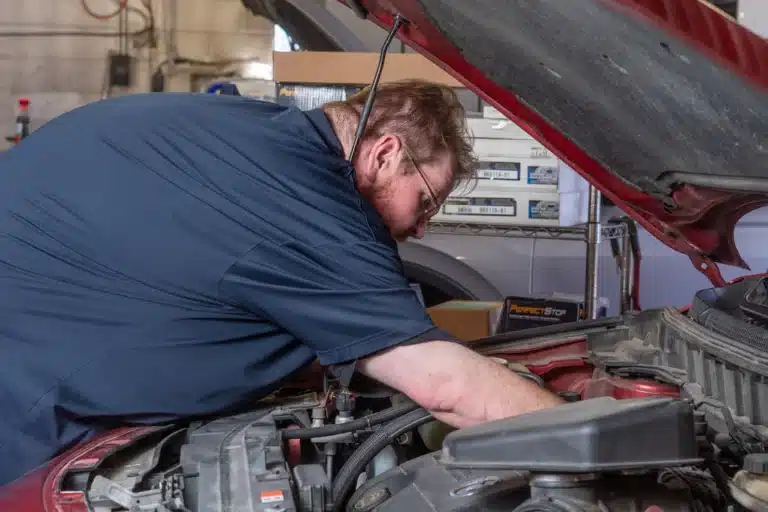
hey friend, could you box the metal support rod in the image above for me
[584,185,602,320]
[348,16,405,162]
[619,224,632,314]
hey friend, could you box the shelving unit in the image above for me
[427,186,633,319]
[426,221,627,241]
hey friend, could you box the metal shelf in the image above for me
[426,221,627,241]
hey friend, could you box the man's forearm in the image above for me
[416,342,564,427]
[358,340,564,429]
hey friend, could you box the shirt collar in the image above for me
[305,107,345,158]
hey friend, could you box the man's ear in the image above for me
[369,135,402,180]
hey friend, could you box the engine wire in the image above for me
[659,468,721,511]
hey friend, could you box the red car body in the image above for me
[1,0,766,509]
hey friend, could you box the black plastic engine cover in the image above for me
[441,397,702,472]
[348,452,697,512]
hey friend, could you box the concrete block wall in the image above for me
[0,0,274,147]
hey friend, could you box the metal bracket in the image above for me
[631,175,679,211]
[89,474,188,512]
[689,253,726,287]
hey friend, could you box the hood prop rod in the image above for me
[347,14,406,163]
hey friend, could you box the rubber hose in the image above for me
[282,402,419,440]
[332,407,433,512]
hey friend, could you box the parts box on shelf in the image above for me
[473,138,552,159]
[276,83,361,110]
[427,300,504,340]
[271,51,478,112]
[467,116,530,140]
[497,294,610,332]
[431,186,588,227]
[482,104,506,119]
[272,51,463,87]
[474,157,563,190]
[472,146,589,193]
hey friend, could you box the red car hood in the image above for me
[336,0,768,285]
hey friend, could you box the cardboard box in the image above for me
[276,83,362,110]
[497,294,610,332]
[473,157,560,190]
[472,138,552,159]
[431,185,588,227]
[467,117,530,140]
[272,51,463,87]
[427,300,504,341]
[481,104,507,119]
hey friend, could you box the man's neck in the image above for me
[321,105,356,160]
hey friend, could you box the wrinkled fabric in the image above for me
[0,93,444,486]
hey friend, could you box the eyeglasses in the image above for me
[400,141,441,218]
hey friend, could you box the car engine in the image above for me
[81,390,765,512]
[81,278,768,512]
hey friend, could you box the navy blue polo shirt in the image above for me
[0,92,448,486]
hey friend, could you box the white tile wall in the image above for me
[0,0,274,147]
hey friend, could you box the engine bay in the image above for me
[75,279,768,512]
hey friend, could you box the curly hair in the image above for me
[324,79,478,191]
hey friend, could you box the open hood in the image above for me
[334,0,768,285]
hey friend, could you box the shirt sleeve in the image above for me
[218,240,456,365]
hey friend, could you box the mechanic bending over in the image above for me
[0,79,564,486]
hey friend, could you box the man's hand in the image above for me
[357,340,565,428]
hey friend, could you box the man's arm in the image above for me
[357,340,565,428]
[218,238,562,422]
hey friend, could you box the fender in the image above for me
[398,241,503,303]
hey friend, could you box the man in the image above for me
[0,79,563,486]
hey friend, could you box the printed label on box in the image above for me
[530,147,551,159]
[477,161,521,181]
[443,197,517,216]
[276,84,361,110]
[527,165,559,185]
[528,200,560,220]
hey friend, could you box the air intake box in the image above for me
[441,397,702,472]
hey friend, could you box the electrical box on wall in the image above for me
[108,54,134,88]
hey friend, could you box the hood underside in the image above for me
[335,0,768,284]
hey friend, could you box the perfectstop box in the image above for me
[497,294,609,332]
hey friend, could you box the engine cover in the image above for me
[348,452,698,512]
[441,397,702,472]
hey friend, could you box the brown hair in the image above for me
[324,79,477,191]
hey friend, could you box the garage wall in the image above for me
[740,0,768,37]
[0,0,274,148]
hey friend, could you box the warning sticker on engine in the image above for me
[527,165,559,185]
[260,490,285,504]
[528,200,559,220]
[477,161,521,181]
[443,197,517,217]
